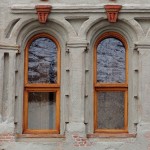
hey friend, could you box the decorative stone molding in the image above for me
[67,38,88,48]
[67,42,88,48]
[104,5,122,23]
[135,43,150,50]
[35,5,52,24]
[0,43,20,53]
[11,4,150,14]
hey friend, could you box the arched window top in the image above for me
[95,32,128,51]
[95,32,128,84]
[25,33,60,85]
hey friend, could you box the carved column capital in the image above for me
[0,43,19,53]
[135,44,150,51]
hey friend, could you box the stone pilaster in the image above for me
[66,40,88,133]
[0,44,19,134]
[136,44,150,124]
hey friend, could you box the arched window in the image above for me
[24,33,60,134]
[94,32,128,133]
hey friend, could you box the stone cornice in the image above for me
[11,4,150,14]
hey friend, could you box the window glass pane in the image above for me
[97,38,125,83]
[97,91,124,129]
[28,38,57,83]
[28,92,56,129]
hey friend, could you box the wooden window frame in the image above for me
[94,32,128,133]
[23,33,60,134]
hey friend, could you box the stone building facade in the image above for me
[0,0,150,150]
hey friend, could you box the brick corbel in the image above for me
[104,5,122,23]
[35,5,52,24]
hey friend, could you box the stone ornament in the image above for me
[35,5,52,23]
[104,5,122,23]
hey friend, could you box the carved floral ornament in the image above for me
[104,5,122,23]
[35,5,52,24]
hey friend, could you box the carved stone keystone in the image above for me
[35,5,52,24]
[104,5,122,23]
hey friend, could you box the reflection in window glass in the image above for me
[97,91,124,129]
[28,38,57,83]
[28,92,56,129]
[97,38,125,83]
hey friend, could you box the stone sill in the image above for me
[15,134,65,142]
[87,133,136,138]
[16,134,65,138]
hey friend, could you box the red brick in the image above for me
[73,135,78,138]
[76,138,81,141]
[145,132,150,139]
[80,144,86,146]
[74,144,80,147]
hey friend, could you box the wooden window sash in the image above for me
[23,33,60,134]
[94,32,128,86]
[24,33,61,85]
[94,83,128,88]
[94,32,128,133]
[24,84,60,88]
[23,88,60,134]
[94,89,128,133]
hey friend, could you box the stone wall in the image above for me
[0,0,150,150]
